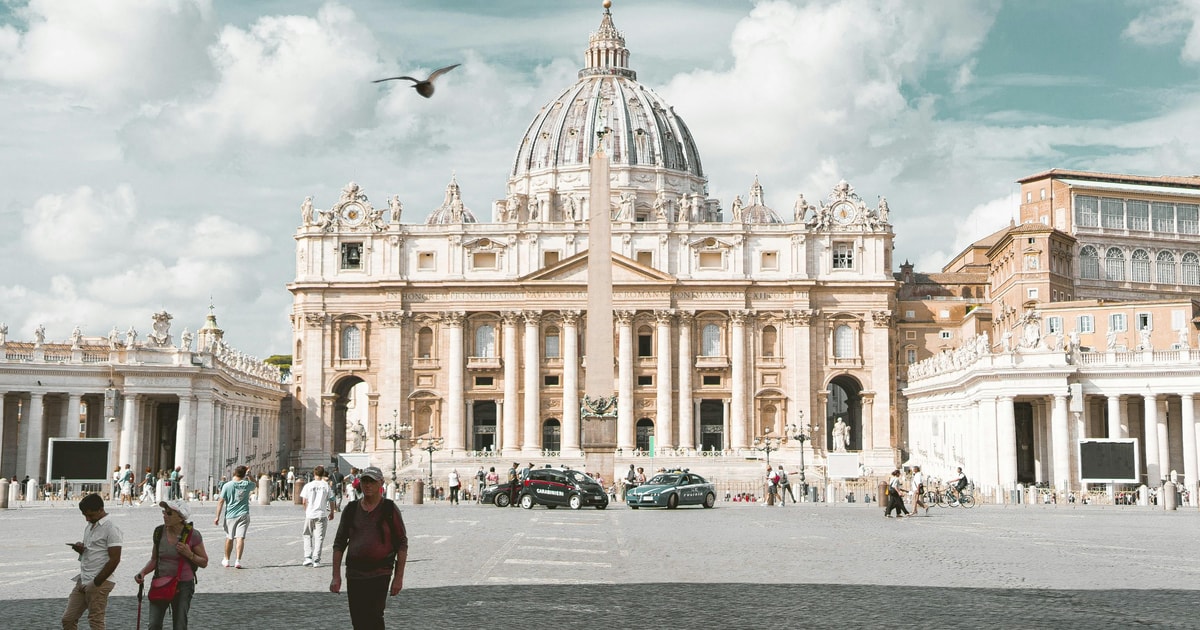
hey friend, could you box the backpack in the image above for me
[342,499,403,569]
[956,476,969,491]
[770,472,780,486]
[153,523,199,580]
[476,470,485,482]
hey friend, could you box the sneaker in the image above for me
[302,559,313,567]
[221,558,229,568]
[310,562,320,569]
[234,561,244,569]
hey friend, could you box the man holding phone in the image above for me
[63,493,123,629]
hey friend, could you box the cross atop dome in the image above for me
[582,0,635,80]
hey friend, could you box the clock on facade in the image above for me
[831,202,856,225]
[340,203,365,226]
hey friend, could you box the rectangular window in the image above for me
[1047,316,1062,334]
[1173,309,1186,331]
[906,349,917,364]
[543,251,560,267]
[904,310,916,319]
[543,375,560,387]
[832,242,854,269]
[905,330,917,340]
[939,331,952,340]
[1126,200,1149,231]
[1077,315,1094,334]
[636,251,653,267]
[1152,202,1175,233]
[637,375,653,386]
[1136,312,1152,331]
[475,376,494,387]
[637,332,653,357]
[1178,203,1199,234]
[1027,288,1038,299]
[544,334,560,358]
[1100,197,1124,229]
[698,251,723,269]
[760,251,779,270]
[418,251,436,270]
[472,252,497,269]
[1075,196,1098,227]
[252,417,260,438]
[939,310,950,318]
[1110,313,1127,332]
[702,375,721,386]
[341,243,363,269]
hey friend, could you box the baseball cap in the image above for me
[159,499,191,520]
[360,466,384,482]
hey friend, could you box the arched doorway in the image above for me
[636,417,654,452]
[699,400,724,451]
[473,400,497,452]
[826,375,862,451]
[542,418,561,453]
[332,376,367,454]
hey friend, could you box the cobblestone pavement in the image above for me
[2,498,1198,629]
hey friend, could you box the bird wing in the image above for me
[372,76,420,84]
[426,63,461,82]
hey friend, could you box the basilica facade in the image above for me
[288,7,898,482]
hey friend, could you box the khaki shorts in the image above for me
[224,513,250,539]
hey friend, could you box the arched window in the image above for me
[544,326,560,358]
[295,339,302,358]
[1104,247,1125,281]
[834,325,854,358]
[1156,251,1176,284]
[542,418,561,452]
[701,324,721,357]
[1184,252,1200,286]
[341,325,361,359]
[1079,245,1099,279]
[417,327,434,358]
[1131,249,1150,283]
[474,324,495,357]
[636,418,654,452]
[761,325,777,357]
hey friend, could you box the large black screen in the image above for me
[1079,440,1138,482]
[48,440,111,481]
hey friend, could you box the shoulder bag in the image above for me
[148,527,191,602]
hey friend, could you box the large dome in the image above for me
[500,6,712,223]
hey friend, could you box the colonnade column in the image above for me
[1143,393,1161,485]
[730,310,749,451]
[996,396,1017,489]
[194,394,214,489]
[1051,394,1070,491]
[860,392,875,451]
[522,311,542,454]
[66,393,82,438]
[616,310,634,451]
[25,392,46,482]
[677,312,694,451]
[501,312,520,455]
[1106,394,1123,439]
[654,310,674,451]
[0,391,7,473]
[119,393,138,469]
[1181,393,1197,495]
[561,311,581,456]
[1156,397,1170,480]
[445,312,465,452]
[175,392,192,472]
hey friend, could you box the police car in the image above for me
[518,467,609,510]
[625,470,716,509]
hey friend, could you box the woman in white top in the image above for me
[910,466,927,516]
[448,469,461,505]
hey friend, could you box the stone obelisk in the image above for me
[581,142,617,481]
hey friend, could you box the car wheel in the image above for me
[569,494,583,510]
[703,492,716,508]
[666,493,679,509]
[520,494,535,510]
[494,493,510,508]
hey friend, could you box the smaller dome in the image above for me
[426,176,477,225]
[732,176,782,224]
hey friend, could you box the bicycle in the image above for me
[944,485,976,508]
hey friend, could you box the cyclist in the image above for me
[946,467,968,504]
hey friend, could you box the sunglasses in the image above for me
[161,509,179,517]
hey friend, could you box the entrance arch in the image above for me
[826,375,862,451]
[331,376,367,454]
[636,417,654,452]
[472,400,497,452]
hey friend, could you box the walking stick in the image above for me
[136,582,144,629]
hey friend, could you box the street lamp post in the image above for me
[787,412,821,499]
[415,436,444,500]
[380,410,412,489]
[752,427,784,469]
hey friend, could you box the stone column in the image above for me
[445,312,466,452]
[1051,394,1070,492]
[522,311,542,454]
[616,310,635,451]
[860,392,875,451]
[677,311,695,451]
[654,310,674,450]
[1106,394,1123,439]
[730,310,749,451]
[996,396,1017,490]
[561,311,581,456]
[175,392,192,472]
[1180,393,1197,496]
[25,392,46,482]
[119,393,138,470]
[501,312,520,455]
[1156,397,1170,480]
[1144,393,1161,485]
[0,391,7,474]
[66,393,82,439]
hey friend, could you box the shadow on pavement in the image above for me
[26,583,1200,629]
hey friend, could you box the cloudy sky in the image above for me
[2,0,1200,358]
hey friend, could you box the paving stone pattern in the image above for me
[2,499,1198,629]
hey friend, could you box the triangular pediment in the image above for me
[521,251,676,285]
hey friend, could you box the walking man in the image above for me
[330,467,409,630]
[213,465,255,568]
[301,465,337,567]
[119,464,135,507]
[475,466,486,503]
[63,493,122,630]
[507,462,520,507]
[777,465,795,505]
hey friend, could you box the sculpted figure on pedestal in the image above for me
[300,196,315,225]
[832,417,850,452]
[70,326,82,348]
[34,324,46,345]
[0,322,7,345]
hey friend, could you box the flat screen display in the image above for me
[48,439,111,482]
[1078,439,1139,483]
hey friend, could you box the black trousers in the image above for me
[885,491,909,516]
[347,575,391,630]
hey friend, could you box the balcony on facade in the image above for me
[695,355,729,370]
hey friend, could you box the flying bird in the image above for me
[372,63,461,98]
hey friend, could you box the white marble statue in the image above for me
[108,326,120,349]
[349,420,367,453]
[300,196,314,225]
[70,326,83,348]
[180,328,193,351]
[1179,326,1191,349]
[877,196,890,223]
[730,195,744,222]
[0,322,7,345]
[793,194,811,223]
[389,195,403,223]
[832,417,850,452]
[1001,329,1013,352]
[1106,329,1117,350]
[1138,328,1152,351]
[34,324,46,345]
[126,326,138,348]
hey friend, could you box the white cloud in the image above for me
[23,185,139,263]
[1124,1,1200,63]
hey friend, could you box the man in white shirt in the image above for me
[63,493,123,630]
[301,465,337,567]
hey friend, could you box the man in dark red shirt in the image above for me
[330,466,408,629]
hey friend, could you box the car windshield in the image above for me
[648,474,683,485]
[566,471,597,486]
